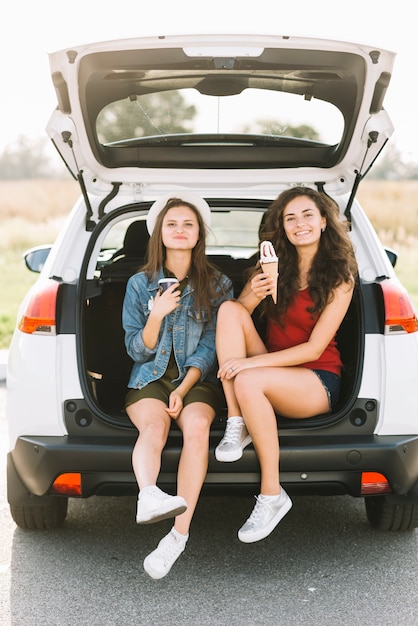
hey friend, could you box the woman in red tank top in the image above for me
[215,186,357,544]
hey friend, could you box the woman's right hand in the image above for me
[237,271,276,313]
[250,272,276,301]
[150,283,181,320]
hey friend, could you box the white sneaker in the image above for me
[144,529,187,579]
[215,416,252,462]
[136,486,187,524]
[238,488,292,543]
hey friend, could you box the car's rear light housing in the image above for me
[380,277,418,334]
[50,473,82,496]
[361,471,392,495]
[18,278,59,335]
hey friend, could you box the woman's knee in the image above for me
[137,416,169,444]
[217,299,247,324]
[182,412,212,444]
[234,369,260,399]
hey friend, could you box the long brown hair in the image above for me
[258,187,358,323]
[143,197,226,319]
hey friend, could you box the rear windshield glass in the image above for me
[96,87,343,146]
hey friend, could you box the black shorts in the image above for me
[312,369,341,411]
[125,376,225,415]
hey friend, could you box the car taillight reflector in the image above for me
[380,277,418,334]
[361,471,391,495]
[18,278,59,335]
[50,473,82,496]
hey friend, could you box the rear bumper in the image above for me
[7,433,418,502]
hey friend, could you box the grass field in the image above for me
[1,179,418,349]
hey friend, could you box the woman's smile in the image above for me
[283,196,326,246]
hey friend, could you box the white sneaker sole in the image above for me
[215,434,252,462]
[238,493,292,543]
[136,496,187,524]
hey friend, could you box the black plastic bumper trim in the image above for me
[8,433,418,501]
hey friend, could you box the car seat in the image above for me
[101,219,149,280]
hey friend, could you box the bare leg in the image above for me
[126,398,171,488]
[135,400,215,579]
[174,402,215,535]
[234,372,280,494]
[216,300,267,416]
[234,366,329,493]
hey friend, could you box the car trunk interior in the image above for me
[82,239,362,431]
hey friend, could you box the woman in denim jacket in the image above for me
[122,193,232,579]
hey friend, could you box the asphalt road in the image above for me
[1,379,417,626]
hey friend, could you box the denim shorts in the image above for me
[312,369,341,412]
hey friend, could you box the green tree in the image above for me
[242,119,320,140]
[97,92,197,143]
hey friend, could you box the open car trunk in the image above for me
[78,203,365,435]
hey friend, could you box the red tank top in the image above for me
[265,288,342,375]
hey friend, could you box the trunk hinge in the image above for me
[98,182,122,219]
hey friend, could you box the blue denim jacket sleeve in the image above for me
[122,270,233,389]
[122,272,158,362]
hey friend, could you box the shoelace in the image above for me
[156,533,183,563]
[246,495,271,524]
[221,420,245,445]
[143,486,165,503]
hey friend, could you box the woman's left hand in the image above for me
[218,358,252,381]
[166,390,184,419]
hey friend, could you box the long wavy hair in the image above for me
[143,197,226,320]
[257,187,358,324]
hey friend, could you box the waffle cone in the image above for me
[261,261,278,303]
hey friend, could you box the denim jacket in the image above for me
[122,268,233,389]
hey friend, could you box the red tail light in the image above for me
[50,473,82,496]
[361,471,391,495]
[18,278,59,335]
[380,277,418,334]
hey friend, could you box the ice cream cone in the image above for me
[261,261,278,303]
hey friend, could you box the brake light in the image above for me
[50,473,82,496]
[18,278,59,335]
[361,471,391,495]
[380,277,418,334]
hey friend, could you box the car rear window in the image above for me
[96,85,343,147]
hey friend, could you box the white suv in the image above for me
[6,33,418,531]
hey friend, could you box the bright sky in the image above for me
[3,0,416,160]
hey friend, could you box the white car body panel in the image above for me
[358,334,418,435]
[376,333,418,435]
[7,333,66,446]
